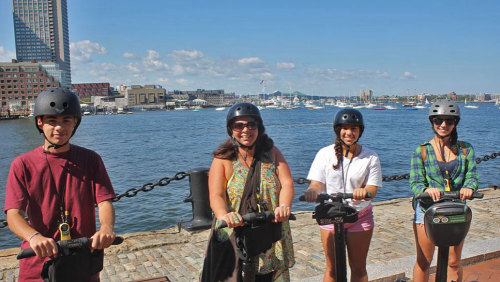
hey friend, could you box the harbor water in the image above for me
[1,103,499,249]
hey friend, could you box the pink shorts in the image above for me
[319,205,374,232]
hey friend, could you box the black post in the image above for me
[435,246,449,282]
[334,221,348,282]
[180,168,213,231]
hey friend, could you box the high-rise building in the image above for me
[12,0,71,88]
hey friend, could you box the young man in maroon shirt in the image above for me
[4,88,116,281]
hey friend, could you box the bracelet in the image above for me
[280,204,290,208]
[28,232,40,242]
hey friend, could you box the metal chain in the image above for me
[294,151,500,185]
[475,151,500,164]
[2,151,499,228]
[0,171,189,229]
[113,171,189,202]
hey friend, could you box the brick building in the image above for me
[1,60,61,114]
[72,83,113,98]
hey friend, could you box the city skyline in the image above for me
[1,0,499,96]
[12,0,71,87]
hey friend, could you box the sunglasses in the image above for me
[232,121,258,131]
[432,117,456,126]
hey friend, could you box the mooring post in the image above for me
[180,168,213,231]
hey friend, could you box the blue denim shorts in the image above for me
[413,201,425,224]
[414,201,425,224]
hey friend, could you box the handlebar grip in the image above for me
[216,212,296,229]
[472,192,484,199]
[17,236,124,260]
[300,192,373,202]
[415,191,484,200]
[16,248,35,260]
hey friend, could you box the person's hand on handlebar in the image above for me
[29,234,58,258]
[425,188,441,201]
[352,188,369,201]
[460,188,474,201]
[91,224,116,252]
[304,188,321,202]
[274,204,291,222]
[221,211,245,228]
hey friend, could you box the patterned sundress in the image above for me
[215,153,295,280]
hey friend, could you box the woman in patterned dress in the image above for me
[208,102,295,281]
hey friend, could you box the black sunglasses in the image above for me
[232,121,258,131]
[432,117,456,126]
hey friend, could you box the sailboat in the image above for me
[464,98,479,109]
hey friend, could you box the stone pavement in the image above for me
[0,187,498,281]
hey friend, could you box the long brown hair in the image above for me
[332,137,344,170]
[213,134,274,160]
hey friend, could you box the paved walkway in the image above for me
[0,187,498,281]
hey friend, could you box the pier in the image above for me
[0,187,498,281]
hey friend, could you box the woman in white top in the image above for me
[304,108,382,282]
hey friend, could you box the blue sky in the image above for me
[1,0,499,96]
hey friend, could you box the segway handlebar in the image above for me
[17,236,124,260]
[414,191,484,200]
[216,211,296,229]
[298,192,373,202]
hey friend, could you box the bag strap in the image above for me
[458,141,467,157]
[420,145,427,161]
[238,157,262,215]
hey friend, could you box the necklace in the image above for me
[238,149,251,168]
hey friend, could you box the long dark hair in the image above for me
[213,134,274,160]
[332,137,344,170]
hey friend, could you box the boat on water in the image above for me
[215,107,226,111]
[464,98,479,109]
[373,105,386,110]
[415,103,427,109]
[384,105,399,110]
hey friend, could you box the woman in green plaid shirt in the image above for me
[410,99,478,282]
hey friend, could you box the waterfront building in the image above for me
[360,90,373,102]
[72,83,114,99]
[167,89,235,106]
[127,85,166,108]
[0,60,61,115]
[12,0,71,87]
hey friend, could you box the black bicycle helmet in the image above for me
[34,88,82,136]
[333,108,364,138]
[226,102,263,136]
[428,99,460,123]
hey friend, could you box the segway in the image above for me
[299,192,371,282]
[217,211,296,282]
[18,236,123,282]
[415,191,483,282]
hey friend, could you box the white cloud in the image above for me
[0,46,15,62]
[124,49,169,73]
[308,68,389,81]
[276,62,295,69]
[70,40,107,63]
[176,78,189,85]
[238,57,264,65]
[123,52,139,59]
[400,71,417,80]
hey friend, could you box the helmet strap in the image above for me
[42,133,70,151]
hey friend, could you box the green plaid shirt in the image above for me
[410,141,479,196]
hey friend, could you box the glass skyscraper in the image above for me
[12,0,71,87]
